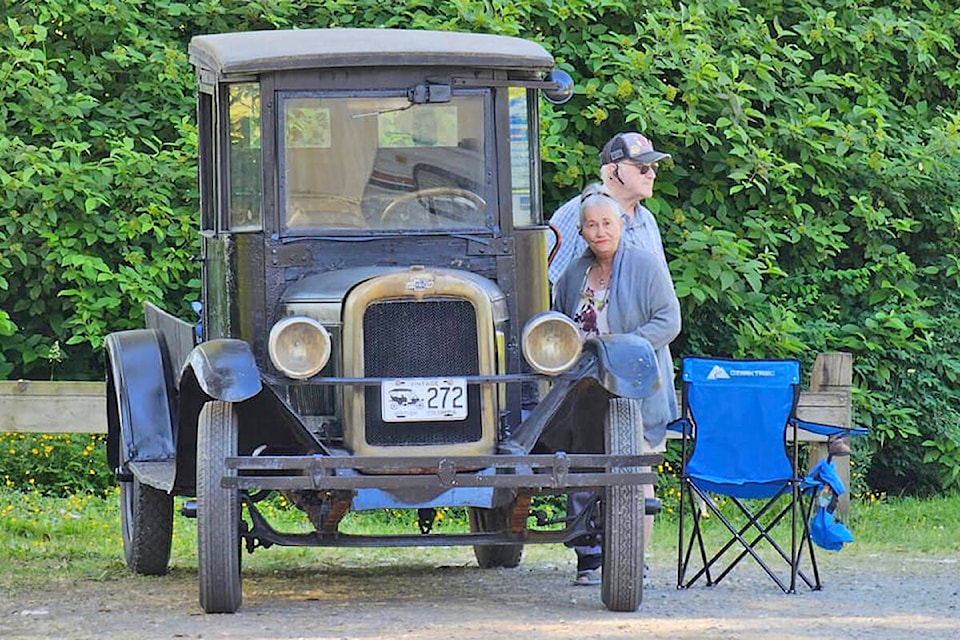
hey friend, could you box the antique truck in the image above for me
[103,27,662,614]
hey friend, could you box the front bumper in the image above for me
[225,451,661,550]
[223,451,660,492]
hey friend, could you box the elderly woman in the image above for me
[553,183,681,586]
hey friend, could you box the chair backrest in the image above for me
[682,358,800,499]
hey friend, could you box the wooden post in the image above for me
[806,352,854,518]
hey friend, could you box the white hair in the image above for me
[578,183,621,228]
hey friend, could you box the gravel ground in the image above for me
[4,544,959,640]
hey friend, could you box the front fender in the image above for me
[584,334,660,399]
[502,334,659,455]
[181,339,262,402]
[104,330,177,471]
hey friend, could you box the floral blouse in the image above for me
[573,281,610,338]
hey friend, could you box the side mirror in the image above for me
[542,69,574,104]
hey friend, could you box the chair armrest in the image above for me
[790,417,867,438]
[667,417,691,435]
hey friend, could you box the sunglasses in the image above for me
[623,160,659,175]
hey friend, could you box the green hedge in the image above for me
[2,0,959,494]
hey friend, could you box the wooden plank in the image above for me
[797,389,850,423]
[811,351,853,389]
[3,381,848,440]
[0,380,107,434]
[808,352,854,517]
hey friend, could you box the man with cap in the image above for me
[546,131,672,285]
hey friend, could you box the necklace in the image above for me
[580,263,612,311]
[593,262,612,288]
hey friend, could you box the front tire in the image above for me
[197,400,242,614]
[601,397,645,612]
[120,474,173,575]
[468,505,523,568]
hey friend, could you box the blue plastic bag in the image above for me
[802,459,855,551]
[810,503,855,551]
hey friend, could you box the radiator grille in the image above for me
[362,298,481,446]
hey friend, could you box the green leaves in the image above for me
[0,1,199,379]
[671,227,768,306]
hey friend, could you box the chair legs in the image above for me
[677,480,822,593]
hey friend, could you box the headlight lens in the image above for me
[268,316,331,379]
[521,311,582,376]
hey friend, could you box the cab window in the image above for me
[508,87,543,228]
[279,91,489,233]
[228,83,262,231]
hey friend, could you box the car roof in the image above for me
[189,28,555,78]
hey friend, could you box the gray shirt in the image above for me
[553,244,681,446]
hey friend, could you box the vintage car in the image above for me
[103,27,662,615]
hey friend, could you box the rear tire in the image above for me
[601,397,645,612]
[197,400,242,614]
[468,506,523,568]
[120,474,173,575]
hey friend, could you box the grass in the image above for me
[846,493,960,553]
[0,489,130,590]
[0,489,500,591]
[2,488,959,591]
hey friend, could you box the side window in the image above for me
[508,88,542,227]
[228,83,262,231]
[198,90,215,233]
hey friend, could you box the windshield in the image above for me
[280,91,489,233]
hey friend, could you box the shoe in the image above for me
[573,568,601,586]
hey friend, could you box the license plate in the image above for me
[381,377,468,422]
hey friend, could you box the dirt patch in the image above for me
[4,547,959,639]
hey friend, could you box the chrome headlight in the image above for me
[268,316,331,379]
[521,311,582,376]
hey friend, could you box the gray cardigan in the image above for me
[553,244,681,447]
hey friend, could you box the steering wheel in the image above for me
[380,187,486,226]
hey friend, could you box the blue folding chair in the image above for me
[672,357,864,593]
